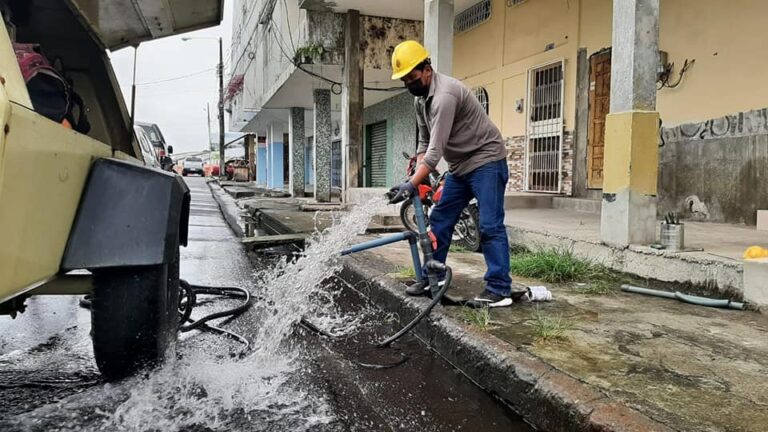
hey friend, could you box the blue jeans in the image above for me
[426,159,511,296]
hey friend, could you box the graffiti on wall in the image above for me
[662,108,768,143]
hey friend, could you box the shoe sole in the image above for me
[469,297,513,308]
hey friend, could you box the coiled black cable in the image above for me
[178,279,253,348]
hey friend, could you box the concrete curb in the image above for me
[208,181,245,238]
[339,256,675,432]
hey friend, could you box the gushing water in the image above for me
[7,197,390,431]
[251,197,389,350]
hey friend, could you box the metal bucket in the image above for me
[660,222,684,251]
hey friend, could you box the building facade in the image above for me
[230,0,767,227]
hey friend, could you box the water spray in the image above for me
[340,191,453,347]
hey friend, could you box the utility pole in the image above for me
[218,36,225,179]
[206,103,212,150]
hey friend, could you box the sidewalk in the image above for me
[212,182,768,432]
[505,208,768,300]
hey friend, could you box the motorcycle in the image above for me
[398,152,482,252]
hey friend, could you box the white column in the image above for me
[424,0,454,75]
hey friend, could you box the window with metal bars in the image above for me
[455,0,491,34]
[507,0,527,6]
[473,87,489,115]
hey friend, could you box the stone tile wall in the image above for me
[505,131,574,195]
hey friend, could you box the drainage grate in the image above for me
[455,0,491,34]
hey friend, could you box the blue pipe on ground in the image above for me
[620,284,746,310]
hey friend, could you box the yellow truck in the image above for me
[0,0,223,380]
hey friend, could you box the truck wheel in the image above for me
[90,247,180,381]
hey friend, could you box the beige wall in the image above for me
[456,0,768,135]
[454,0,580,138]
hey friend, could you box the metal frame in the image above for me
[455,0,492,34]
[523,58,565,194]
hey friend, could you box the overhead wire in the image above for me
[267,17,404,94]
[130,67,216,86]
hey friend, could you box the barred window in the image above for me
[507,0,527,6]
[455,0,491,34]
[473,87,489,115]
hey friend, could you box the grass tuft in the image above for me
[510,247,596,283]
[461,306,492,331]
[392,266,416,279]
[449,244,470,253]
[529,308,573,343]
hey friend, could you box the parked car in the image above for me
[0,0,222,381]
[183,156,205,176]
[134,125,161,169]
[136,121,174,171]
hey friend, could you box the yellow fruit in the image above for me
[743,246,768,259]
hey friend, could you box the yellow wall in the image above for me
[456,0,768,134]
[454,0,580,138]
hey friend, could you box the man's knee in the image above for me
[479,223,507,241]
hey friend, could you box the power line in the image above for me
[130,67,216,86]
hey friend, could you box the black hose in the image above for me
[377,267,452,348]
[178,279,253,348]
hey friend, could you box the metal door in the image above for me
[525,61,564,193]
[365,121,388,187]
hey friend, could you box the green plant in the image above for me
[529,308,573,343]
[392,266,416,279]
[449,244,470,253]
[510,247,605,283]
[294,43,326,64]
[461,306,492,330]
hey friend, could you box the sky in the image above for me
[110,1,234,154]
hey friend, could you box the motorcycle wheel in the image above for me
[400,200,429,233]
[455,205,481,252]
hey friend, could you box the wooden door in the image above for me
[587,49,611,189]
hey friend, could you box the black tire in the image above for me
[400,200,429,233]
[456,205,481,252]
[90,246,180,381]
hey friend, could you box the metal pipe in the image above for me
[340,231,413,256]
[621,284,745,310]
[408,235,423,283]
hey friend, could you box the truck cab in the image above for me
[0,0,223,380]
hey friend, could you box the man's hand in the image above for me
[387,181,416,204]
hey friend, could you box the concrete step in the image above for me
[552,197,601,214]
[504,192,556,210]
[584,189,603,200]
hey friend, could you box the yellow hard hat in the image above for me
[743,245,768,259]
[391,40,429,80]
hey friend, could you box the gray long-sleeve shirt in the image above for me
[415,71,507,177]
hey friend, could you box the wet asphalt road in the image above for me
[0,176,533,431]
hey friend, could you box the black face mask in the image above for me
[405,78,429,97]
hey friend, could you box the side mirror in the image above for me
[167,145,174,154]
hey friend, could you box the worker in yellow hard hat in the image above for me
[388,40,513,309]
